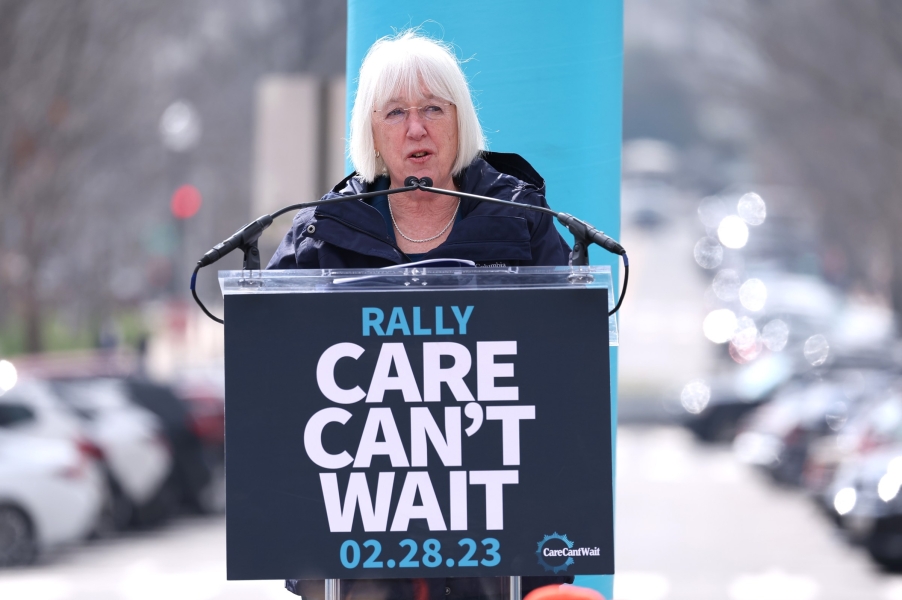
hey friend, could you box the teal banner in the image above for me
[346,3,623,596]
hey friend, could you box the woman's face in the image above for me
[372,90,458,189]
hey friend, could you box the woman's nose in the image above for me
[406,111,428,137]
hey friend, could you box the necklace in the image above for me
[388,197,460,243]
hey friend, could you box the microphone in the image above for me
[197,179,423,270]
[554,213,625,256]
[198,215,274,268]
[412,178,626,258]
[191,179,416,324]
[404,176,433,187]
[192,173,628,323]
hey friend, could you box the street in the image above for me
[2,425,900,600]
[615,426,902,600]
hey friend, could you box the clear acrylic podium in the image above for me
[220,265,618,600]
[220,265,618,345]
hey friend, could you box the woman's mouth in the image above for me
[409,151,430,160]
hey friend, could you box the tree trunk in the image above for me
[22,274,43,353]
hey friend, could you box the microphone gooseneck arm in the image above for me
[190,181,420,323]
[191,176,629,323]
[411,178,629,316]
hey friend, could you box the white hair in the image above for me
[349,31,486,182]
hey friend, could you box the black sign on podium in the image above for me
[221,266,617,583]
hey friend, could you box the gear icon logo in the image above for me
[535,532,575,574]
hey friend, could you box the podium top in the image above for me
[219,265,618,345]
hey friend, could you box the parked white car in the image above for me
[49,379,174,529]
[0,381,106,565]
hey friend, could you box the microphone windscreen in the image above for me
[419,177,433,187]
[403,176,419,187]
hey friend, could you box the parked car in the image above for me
[48,378,174,529]
[689,350,898,444]
[0,379,83,440]
[820,389,902,518]
[825,442,902,569]
[684,353,795,443]
[734,367,897,486]
[53,376,225,514]
[173,380,225,513]
[0,380,106,565]
[124,378,224,514]
[804,382,902,502]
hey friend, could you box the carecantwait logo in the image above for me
[535,533,601,574]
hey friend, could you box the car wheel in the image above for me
[0,506,37,566]
[130,473,179,528]
[92,476,134,537]
[110,477,135,531]
[699,410,737,443]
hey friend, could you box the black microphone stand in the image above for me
[191,177,628,323]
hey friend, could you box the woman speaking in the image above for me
[271,30,573,600]
[267,31,570,271]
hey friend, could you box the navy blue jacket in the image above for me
[267,152,571,269]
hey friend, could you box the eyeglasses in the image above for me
[374,103,454,125]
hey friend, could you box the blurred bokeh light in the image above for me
[0,360,17,393]
[717,215,750,249]
[171,184,203,219]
